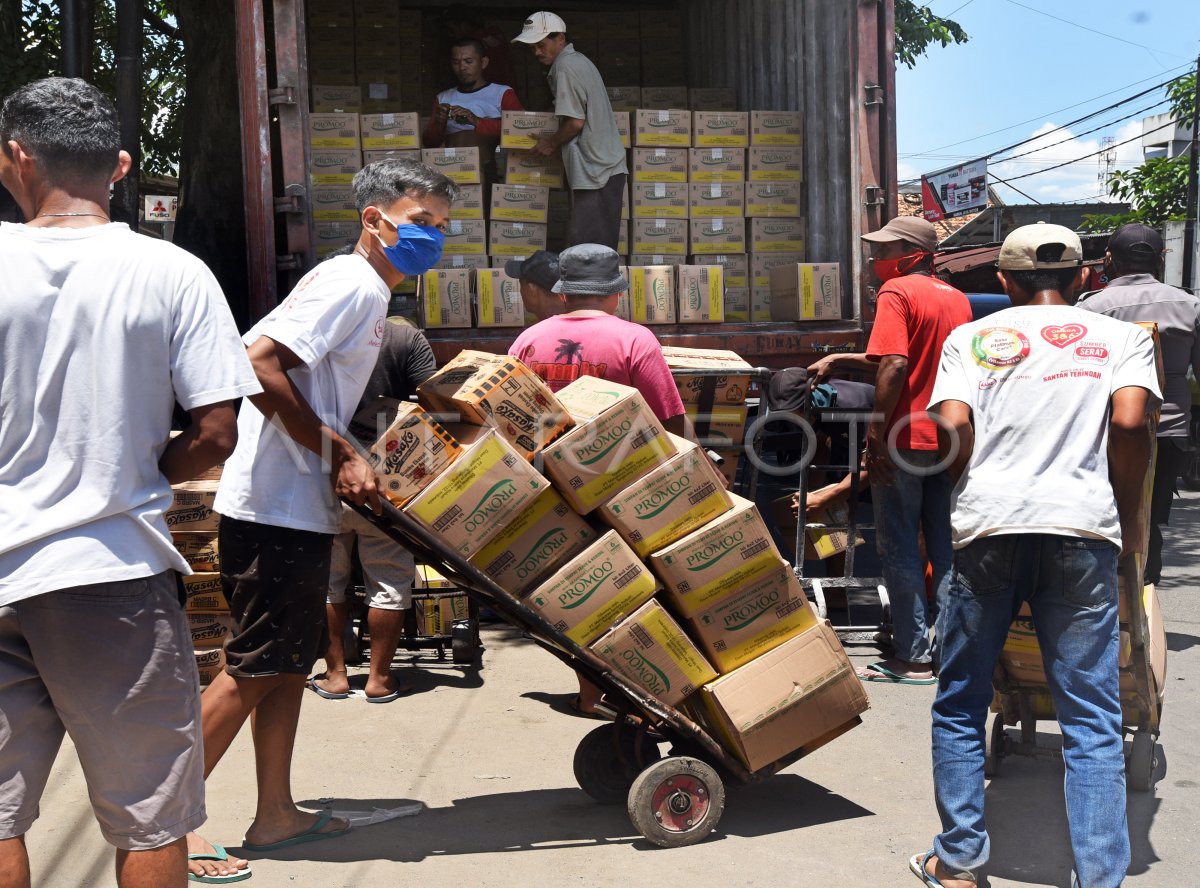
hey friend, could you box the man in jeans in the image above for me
[918,223,1160,888]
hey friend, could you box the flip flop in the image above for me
[188,842,251,884]
[859,662,937,685]
[365,681,413,704]
[242,809,351,853]
[307,679,349,700]
[909,849,976,886]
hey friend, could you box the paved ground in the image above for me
[26,490,1200,887]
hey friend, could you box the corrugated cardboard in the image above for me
[173,532,220,572]
[750,217,806,253]
[309,148,363,185]
[605,86,642,111]
[748,147,803,182]
[440,219,487,255]
[504,151,565,188]
[167,482,219,532]
[769,263,843,321]
[614,110,632,148]
[404,429,549,558]
[632,182,689,219]
[527,530,659,645]
[543,377,678,514]
[689,147,745,183]
[696,622,868,771]
[183,572,229,613]
[469,489,598,597]
[803,499,866,560]
[628,264,678,324]
[688,88,737,111]
[500,110,559,149]
[311,185,358,221]
[635,109,692,147]
[362,148,421,165]
[691,253,748,289]
[725,287,750,323]
[687,559,818,673]
[745,182,802,218]
[490,183,551,223]
[489,221,548,257]
[641,87,689,108]
[663,346,754,404]
[751,251,806,288]
[752,286,772,323]
[475,269,525,327]
[418,268,473,328]
[690,217,747,255]
[631,219,688,256]
[686,403,748,449]
[432,253,490,272]
[188,612,232,647]
[352,400,462,505]
[194,646,226,685]
[421,146,481,184]
[689,182,744,218]
[591,600,717,707]
[359,112,420,149]
[749,111,804,146]
[308,112,360,148]
[631,147,689,183]
[692,111,749,147]
[450,183,484,220]
[675,265,725,324]
[314,220,358,257]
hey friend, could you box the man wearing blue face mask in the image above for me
[197,158,457,859]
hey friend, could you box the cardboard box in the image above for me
[311,184,357,221]
[641,87,689,108]
[721,287,748,323]
[748,147,803,182]
[450,183,484,220]
[688,88,737,111]
[691,254,748,290]
[416,351,573,461]
[418,268,473,328]
[526,530,659,645]
[188,612,232,647]
[543,377,678,514]
[613,110,632,149]
[688,559,818,674]
[414,564,457,592]
[617,221,630,256]
[352,400,462,505]
[421,146,481,184]
[751,251,806,288]
[628,264,678,324]
[500,110,559,149]
[635,109,692,147]
[591,600,717,707]
[404,430,549,558]
[750,217,806,254]
[631,182,689,219]
[312,84,362,113]
[308,57,357,87]
[361,148,421,165]
[475,268,525,327]
[690,217,746,255]
[675,265,725,324]
[631,147,689,183]
[695,622,868,771]
[166,483,219,532]
[440,218,487,255]
[432,253,489,273]
[438,595,470,633]
[745,182,803,218]
[308,112,360,148]
[309,148,362,185]
[194,646,226,685]
[314,220,360,257]
[490,183,550,223]
[606,86,642,111]
[752,286,772,323]
[692,111,749,147]
[489,221,548,257]
[600,436,733,558]
[469,489,598,597]
[804,500,866,560]
[689,148,745,183]
[361,82,404,115]
[307,0,353,26]
[629,254,679,267]
[686,403,748,453]
[173,532,220,572]
[750,110,804,146]
[769,263,843,322]
[504,151,565,188]
[689,182,744,218]
[630,219,688,256]
[183,571,229,613]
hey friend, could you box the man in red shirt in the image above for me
[812,216,971,683]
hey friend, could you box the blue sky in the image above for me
[895,0,1199,205]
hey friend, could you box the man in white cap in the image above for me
[512,12,627,250]
[915,223,1160,888]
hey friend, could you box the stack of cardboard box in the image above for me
[662,347,754,488]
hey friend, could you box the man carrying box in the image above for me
[916,224,1160,888]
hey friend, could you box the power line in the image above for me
[996,116,1177,184]
[992,97,1170,164]
[1002,0,1191,63]
[944,0,976,17]
[986,171,1041,204]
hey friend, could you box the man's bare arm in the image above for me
[933,399,973,484]
[533,117,584,156]
[1109,385,1153,556]
[807,352,879,384]
[159,402,238,485]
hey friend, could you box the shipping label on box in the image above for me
[750,110,804,146]
[688,88,737,111]
[693,111,749,147]
[500,110,559,149]
[183,571,229,613]
[688,559,818,674]
[689,147,745,183]
[352,400,462,505]
[746,182,802,218]
[600,437,733,558]
[629,264,678,324]
[751,217,805,254]
[166,483,219,532]
[310,148,362,185]
[751,251,805,288]
[652,495,780,617]
[505,151,565,188]
[591,600,717,707]
[476,269,525,327]
[804,501,865,560]
[470,489,597,597]
[527,530,658,645]
[311,184,358,221]
[309,112,360,148]
[490,183,550,222]
[675,265,725,324]
[690,217,746,255]
[635,109,692,147]
[641,86,689,108]
[631,147,689,183]
[631,219,688,257]
[422,146,481,184]
[544,377,678,514]
[312,84,362,113]
[361,81,404,114]
[362,148,421,165]
[418,268,473,328]
[173,532,220,572]
[606,86,642,111]
[489,221,548,257]
[748,147,803,182]
[689,182,744,218]
[769,263,843,322]
[450,183,484,220]
[440,219,487,255]
[614,110,632,148]
[194,646,226,685]
[404,430,549,558]
[724,287,750,322]
[632,182,689,218]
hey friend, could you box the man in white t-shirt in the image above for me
[204,158,456,855]
[0,78,261,887]
[913,224,1160,888]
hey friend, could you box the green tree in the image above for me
[894,1,969,69]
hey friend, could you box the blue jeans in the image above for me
[932,534,1129,888]
[871,449,954,664]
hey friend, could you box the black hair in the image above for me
[1007,243,1079,294]
[352,157,460,214]
[1109,251,1160,276]
[450,37,487,58]
[0,77,120,184]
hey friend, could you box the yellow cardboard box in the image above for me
[450,183,484,220]
[663,346,754,404]
[690,217,747,255]
[490,183,551,223]
[725,287,750,323]
[690,253,748,289]
[688,88,737,111]
[674,265,725,324]
[632,182,689,219]
[750,217,806,253]
[311,84,362,113]
[751,251,806,288]
[488,221,548,257]
[749,111,804,146]
[748,147,803,182]
[631,147,689,183]
[421,146,481,184]
[745,182,802,218]
[769,263,842,322]
[476,269,525,327]
[440,219,487,255]
[689,147,745,183]
[635,108,692,147]
[504,151,565,188]
[309,148,362,185]
[308,112,360,148]
[359,112,420,149]
[631,219,688,256]
[500,110,559,149]
[311,184,358,221]
[692,111,749,147]
[629,264,679,324]
[689,182,745,218]
[418,268,473,328]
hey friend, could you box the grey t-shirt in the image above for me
[548,44,627,190]
[1077,273,1200,437]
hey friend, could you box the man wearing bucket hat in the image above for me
[918,222,1160,888]
[512,12,627,250]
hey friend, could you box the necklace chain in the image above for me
[34,212,110,220]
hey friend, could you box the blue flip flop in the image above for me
[188,842,251,883]
[860,662,937,685]
[242,809,351,853]
[909,849,976,886]
[307,679,349,700]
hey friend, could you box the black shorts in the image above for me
[218,516,333,677]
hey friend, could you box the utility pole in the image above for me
[1183,53,1200,292]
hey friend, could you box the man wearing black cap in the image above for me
[1078,222,1200,584]
[505,250,562,322]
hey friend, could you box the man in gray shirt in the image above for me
[1078,222,1200,583]
[513,11,627,250]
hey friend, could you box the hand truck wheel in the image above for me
[573,723,662,805]
[626,756,725,848]
[1127,731,1158,792]
[984,712,1006,778]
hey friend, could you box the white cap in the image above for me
[512,11,567,44]
[998,222,1083,271]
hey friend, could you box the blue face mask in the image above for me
[376,212,445,276]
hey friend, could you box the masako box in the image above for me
[628,264,677,325]
[421,146,481,184]
[651,494,781,618]
[173,532,220,572]
[750,110,804,146]
[450,183,484,220]
[690,217,746,255]
[469,488,598,597]
[308,112,360,148]
[182,572,229,614]
[631,147,689,183]
[689,148,745,183]
[490,183,551,223]
[475,268,525,327]
[674,265,725,324]
[692,111,749,147]
[688,559,818,674]
[351,399,462,506]
[748,147,803,182]
[631,219,688,256]
[631,182,689,219]
[591,599,717,707]
[750,217,806,254]
[693,622,868,772]
[599,435,733,558]
[418,268,473,328]
[403,429,549,558]
[489,221,548,257]
[635,109,692,147]
[769,262,843,322]
[359,112,420,149]
[194,646,227,685]
[500,110,559,150]
[663,347,754,404]
[166,482,219,532]
[504,151,565,189]
[526,530,659,645]
[440,219,487,255]
[689,182,744,218]
[745,182,802,218]
[542,377,677,515]
[188,612,232,648]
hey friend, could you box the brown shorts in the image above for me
[219,516,333,677]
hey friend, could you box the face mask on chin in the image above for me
[375,211,445,276]
[872,251,928,284]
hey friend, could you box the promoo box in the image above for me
[440,219,487,255]
[631,219,688,256]
[689,148,745,183]
[750,217,806,253]
[475,268,525,327]
[504,151,565,188]
[674,265,725,324]
[745,182,802,218]
[308,112,360,148]
[418,268,473,328]
[692,111,749,147]
[500,110,559,150]
[632,182,690,219]
[689,217,746,255]
[747,146,803,181]
[421,146,481,184]
[689,182,744,218]
[490,183,551,223]
[749,110,804,146]
[635,109,692,147]
[768,263,843,321]
[359,112,420,149]
[628,264,678,325]
[488,221,548,257]
[631,147,689,183]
